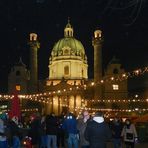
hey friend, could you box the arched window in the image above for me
[82,69,84,77]
[16,71,20,76]
[64,66,69,75]
[66,30,69,36]
[113,68,118,74]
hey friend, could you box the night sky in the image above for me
[0,0,148,93]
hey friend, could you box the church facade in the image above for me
[8,20,128,115]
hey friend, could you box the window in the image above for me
[112,84,119,90]
[82,69,84,77]
[16,85,21,91]
[16,71,20,76]
[64,66,69,75]
[113,68,118,74]
[68,30,70,36]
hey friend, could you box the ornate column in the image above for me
[28,33,40,93]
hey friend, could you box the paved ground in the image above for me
[21,142,148,148]
[107,142,148,148]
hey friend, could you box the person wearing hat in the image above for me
[84,111,112,148]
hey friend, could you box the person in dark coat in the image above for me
[77,110,90,148]
[8,116,21,148]
[110,117,123,148]
[46,112,58,148]
[28,114,41,148]
[84,111,112,148]
[40,115,47,148]
[57,114,65,148]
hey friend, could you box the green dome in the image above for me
[52,37,85,54]
[50,19,87,62]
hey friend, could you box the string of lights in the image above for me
[0,95,147,114]
[0,66,147,102]
[2,108,39,113]
[0,94,148,104]
[50,103,148,113]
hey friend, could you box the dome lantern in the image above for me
[64,18,73,37]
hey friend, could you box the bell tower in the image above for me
[92,30,103,100]
[28,33,40,93]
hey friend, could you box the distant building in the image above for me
[8,57,29,94]
[104,56,128,99]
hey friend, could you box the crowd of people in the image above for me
[0,111,138,148]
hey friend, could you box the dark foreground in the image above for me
[107,142,148,148]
